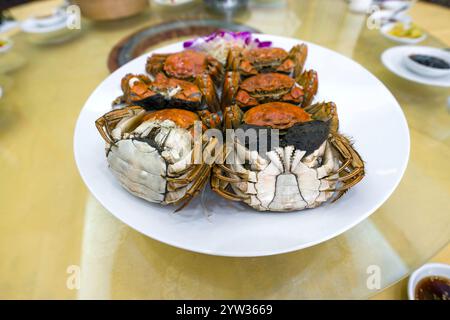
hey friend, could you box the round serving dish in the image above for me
[74,34,410,257]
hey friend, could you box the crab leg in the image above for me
[167,136,221,192]
[211,166,250,201]
[326,133,365,199]
[304,101,339,133]
[223,105,243,130]
[221,71,240,111]
[196,74,221,113]
[207,57,225,85]
[95,106,145,145]
[297,70,318,107]
[145,53,169,75]
[290,43,308,79]
[225,48,242,71]
[172,153,222,211]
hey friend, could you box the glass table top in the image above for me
[0,0,449,299]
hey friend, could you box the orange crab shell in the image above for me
[240,47,294,74]
[163,50,209,79]
[235,73,304,107]
[243,102,312,129]
[240,72,294,92]
[151,73,202,103]
[142,109,201,130]
[242,47,288,64]
[121,74,153,100]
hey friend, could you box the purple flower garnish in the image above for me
[182,30,272,49]
[181,31,272,64]
[183,40,194,48]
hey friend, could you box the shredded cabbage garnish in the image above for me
[183,30,271,64]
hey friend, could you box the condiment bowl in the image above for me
[403,48,450,78]
[380,23,427,44]
[408,263,450,300]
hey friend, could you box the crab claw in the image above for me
[289,43,308,79]
[304,101,339,133]
[297,69,318,107]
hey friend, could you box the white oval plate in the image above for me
[382,46,450,87]
[74,35,410,257]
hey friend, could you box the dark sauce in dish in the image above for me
[409,54,450,69]
[415,275,450,300]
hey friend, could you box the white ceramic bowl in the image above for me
[21,16,80,45]
[408,263,450,300]
[380,23,426,44]
[403,51,450,78]
[381,0,412,11]
[32,9,66,27]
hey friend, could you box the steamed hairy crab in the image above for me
[146,50,224,87]
[95,106,221,208]
[113,73,220,113]
[222,71,318,110]
[222,43,317,110]
[226,44,308,77]
[212,101,365,212]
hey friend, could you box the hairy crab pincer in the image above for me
[96,106,221,209]
[212,101,365,212]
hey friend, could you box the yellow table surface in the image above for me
[0,0,449,299]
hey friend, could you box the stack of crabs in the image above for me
[96,32,365,212]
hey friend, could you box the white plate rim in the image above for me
[74,34,410,257]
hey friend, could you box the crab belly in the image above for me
[269,173,307,211]
[107,139,167,204]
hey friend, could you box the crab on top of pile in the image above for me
[113,49,224,114]
[96,31,365,212]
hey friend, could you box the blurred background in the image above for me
[0,0,449,299]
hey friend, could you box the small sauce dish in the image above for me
[381,22,427,45]
[403,48,450,78]
[408,263,450,300]
[0,38,13,54]
[31,9,66,28]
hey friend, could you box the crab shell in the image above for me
[235,73,304,108]
[114,73,220,113]
[96,107,219,206]
[222,68,317,111]
[227,44,308,77]
[146,50,224,86]
[243,102,312,129]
